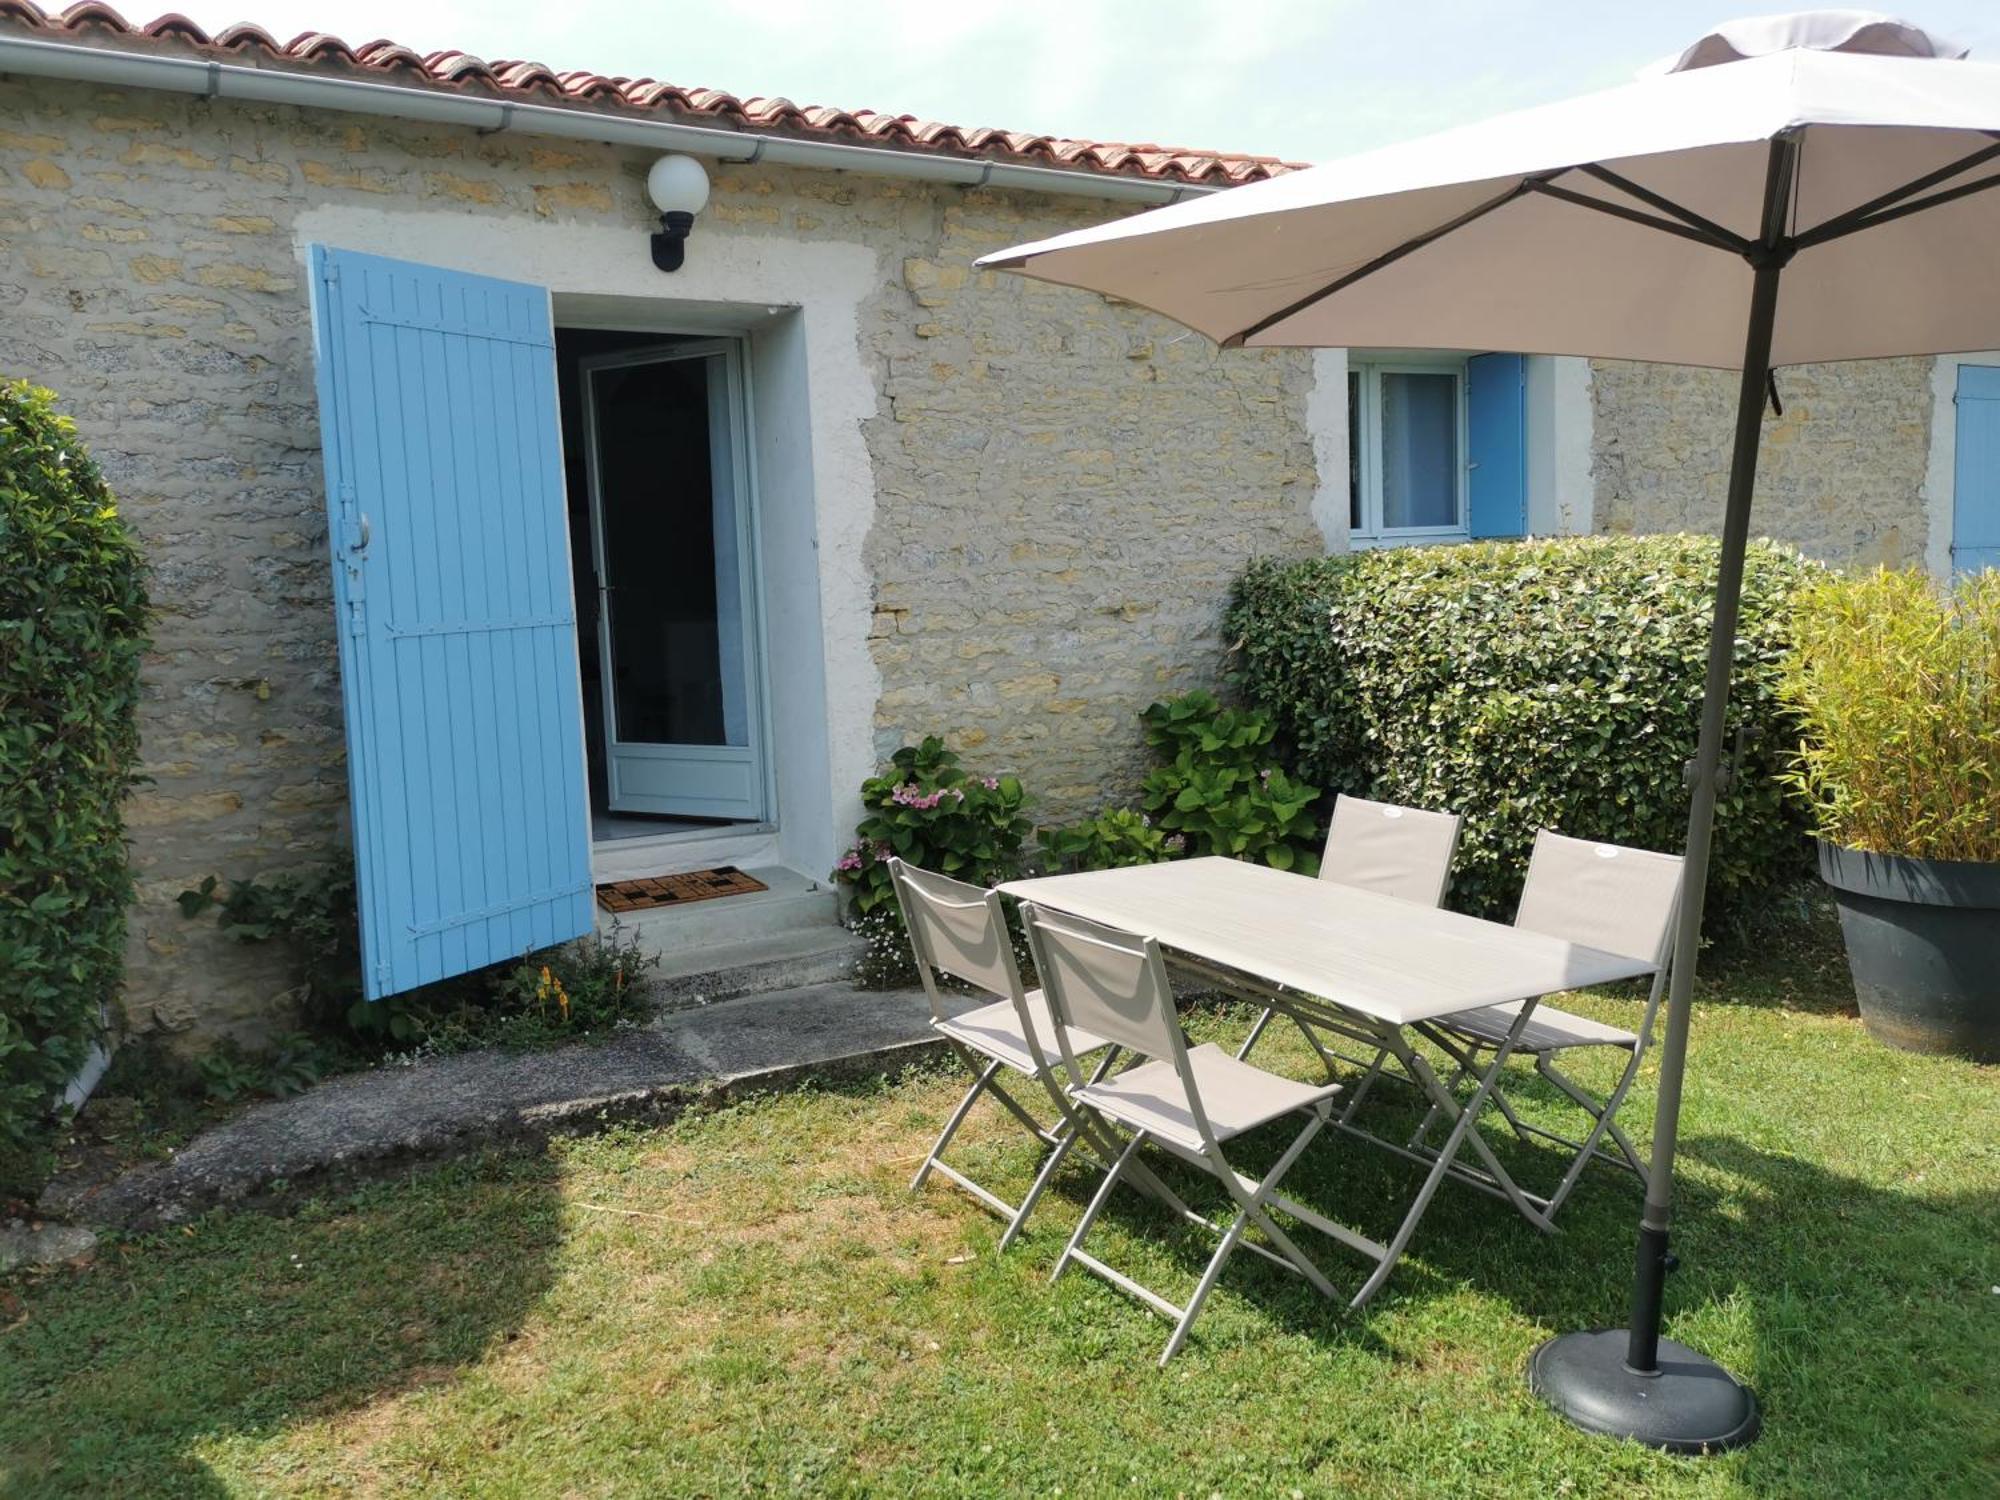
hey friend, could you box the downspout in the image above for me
[0,32,1217,205]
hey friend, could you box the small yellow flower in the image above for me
[555,978,571,1021]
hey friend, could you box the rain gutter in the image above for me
[0,32,1218,205]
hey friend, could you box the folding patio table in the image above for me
[999,857,1653,1306]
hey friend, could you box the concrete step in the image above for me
[607,866,864,1011]
[641,926,866,1010]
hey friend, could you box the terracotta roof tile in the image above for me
[0,1,1303,185]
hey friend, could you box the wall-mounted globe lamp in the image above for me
[647,154,711,272]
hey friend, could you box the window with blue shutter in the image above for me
[1466,352,1528,539]
[1953,364,2000,575]
[1348,351,1527,544]
[308,246,594,1000]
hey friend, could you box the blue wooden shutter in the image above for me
[1466,352,1528,539]
[308,246,593,1000]
[1953,364,2000,575]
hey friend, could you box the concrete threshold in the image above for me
[41,982,970,1232]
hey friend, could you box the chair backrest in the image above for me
[1021,903,1182,1050]
[888,858,1025,1025]
[1022,903,1217,1142]
[1319,794,1463,907]
[1513,830,1684,966]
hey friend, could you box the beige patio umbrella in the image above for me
[979,9,1992,1453]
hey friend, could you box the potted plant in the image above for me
[1780,566,2000,1061]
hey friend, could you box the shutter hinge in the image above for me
[321,259,340,286]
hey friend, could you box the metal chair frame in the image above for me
[891,858,1118,1250]
[1404,832,1684,1223]
[1023,904,1351,1362]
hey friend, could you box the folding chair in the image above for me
[1413,830,1683,1222]
[1234,795,1463,1097]
[890,858,1121,1250]
[1023,903,1349,1365]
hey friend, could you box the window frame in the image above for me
[1348,356,1471,547]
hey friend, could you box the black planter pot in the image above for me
[1817,841,2000,1063]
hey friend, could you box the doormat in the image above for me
[595,867,769,914]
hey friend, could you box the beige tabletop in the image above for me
[1000,857,1651,1027]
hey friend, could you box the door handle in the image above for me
[347,512,371,553]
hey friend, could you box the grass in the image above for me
[2,926,1995,1498]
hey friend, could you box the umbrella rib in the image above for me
[1573,164,1753,254]
[1223,175,1545,346]
[1523,179,1746,253]
[1793,165,2000,250]
[1792,136,2000,249]
[1224,166,1750,348]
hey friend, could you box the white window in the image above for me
[1348,359,1469,544]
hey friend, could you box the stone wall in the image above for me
[0,74,1325,1042]
[862,197,1323,815]
[1589,356,1933,566]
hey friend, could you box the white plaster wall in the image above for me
[1307,347,1352,551]
[748,309,839,878]
[291,206,882,879]
[1527,355,1594,536]
[1921,351,2000,578]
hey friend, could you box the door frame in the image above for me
[574,334,776,823]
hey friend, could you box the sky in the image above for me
[163,2,2000,165]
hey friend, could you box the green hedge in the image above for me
[0,381,149,1147]
[1225,535,1821,924]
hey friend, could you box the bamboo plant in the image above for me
[1779,566,2000,863]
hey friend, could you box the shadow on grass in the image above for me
[0,1151,565,1499]
[1038,1062,1994,1493]
[1697,898,1856,1018]
[1347,1115,1992,1493]
[1672,1132,2000,1497]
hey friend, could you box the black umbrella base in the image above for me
[1529,1330,1760,1455]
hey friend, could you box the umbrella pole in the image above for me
[1627,247,1784,1378]
[1530,134,1796,1455]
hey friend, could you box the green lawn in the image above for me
[3,938,1995,1498]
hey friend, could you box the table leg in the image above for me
[1395,1039,1557,1231]
[1348,1003,1545,1309]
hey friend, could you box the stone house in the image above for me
[0,5,1993,1043]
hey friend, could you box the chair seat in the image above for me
[1436,999,1638,1054]
[1073,1043,1340,1151]
[936,989,1110,1075]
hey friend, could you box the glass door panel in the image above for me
[580,341,764,819]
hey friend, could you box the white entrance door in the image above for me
[579,340,766,819]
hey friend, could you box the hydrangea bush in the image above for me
[1137,690,1322,872]
[1038,807,1182,872]
[832,736,1030,918]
